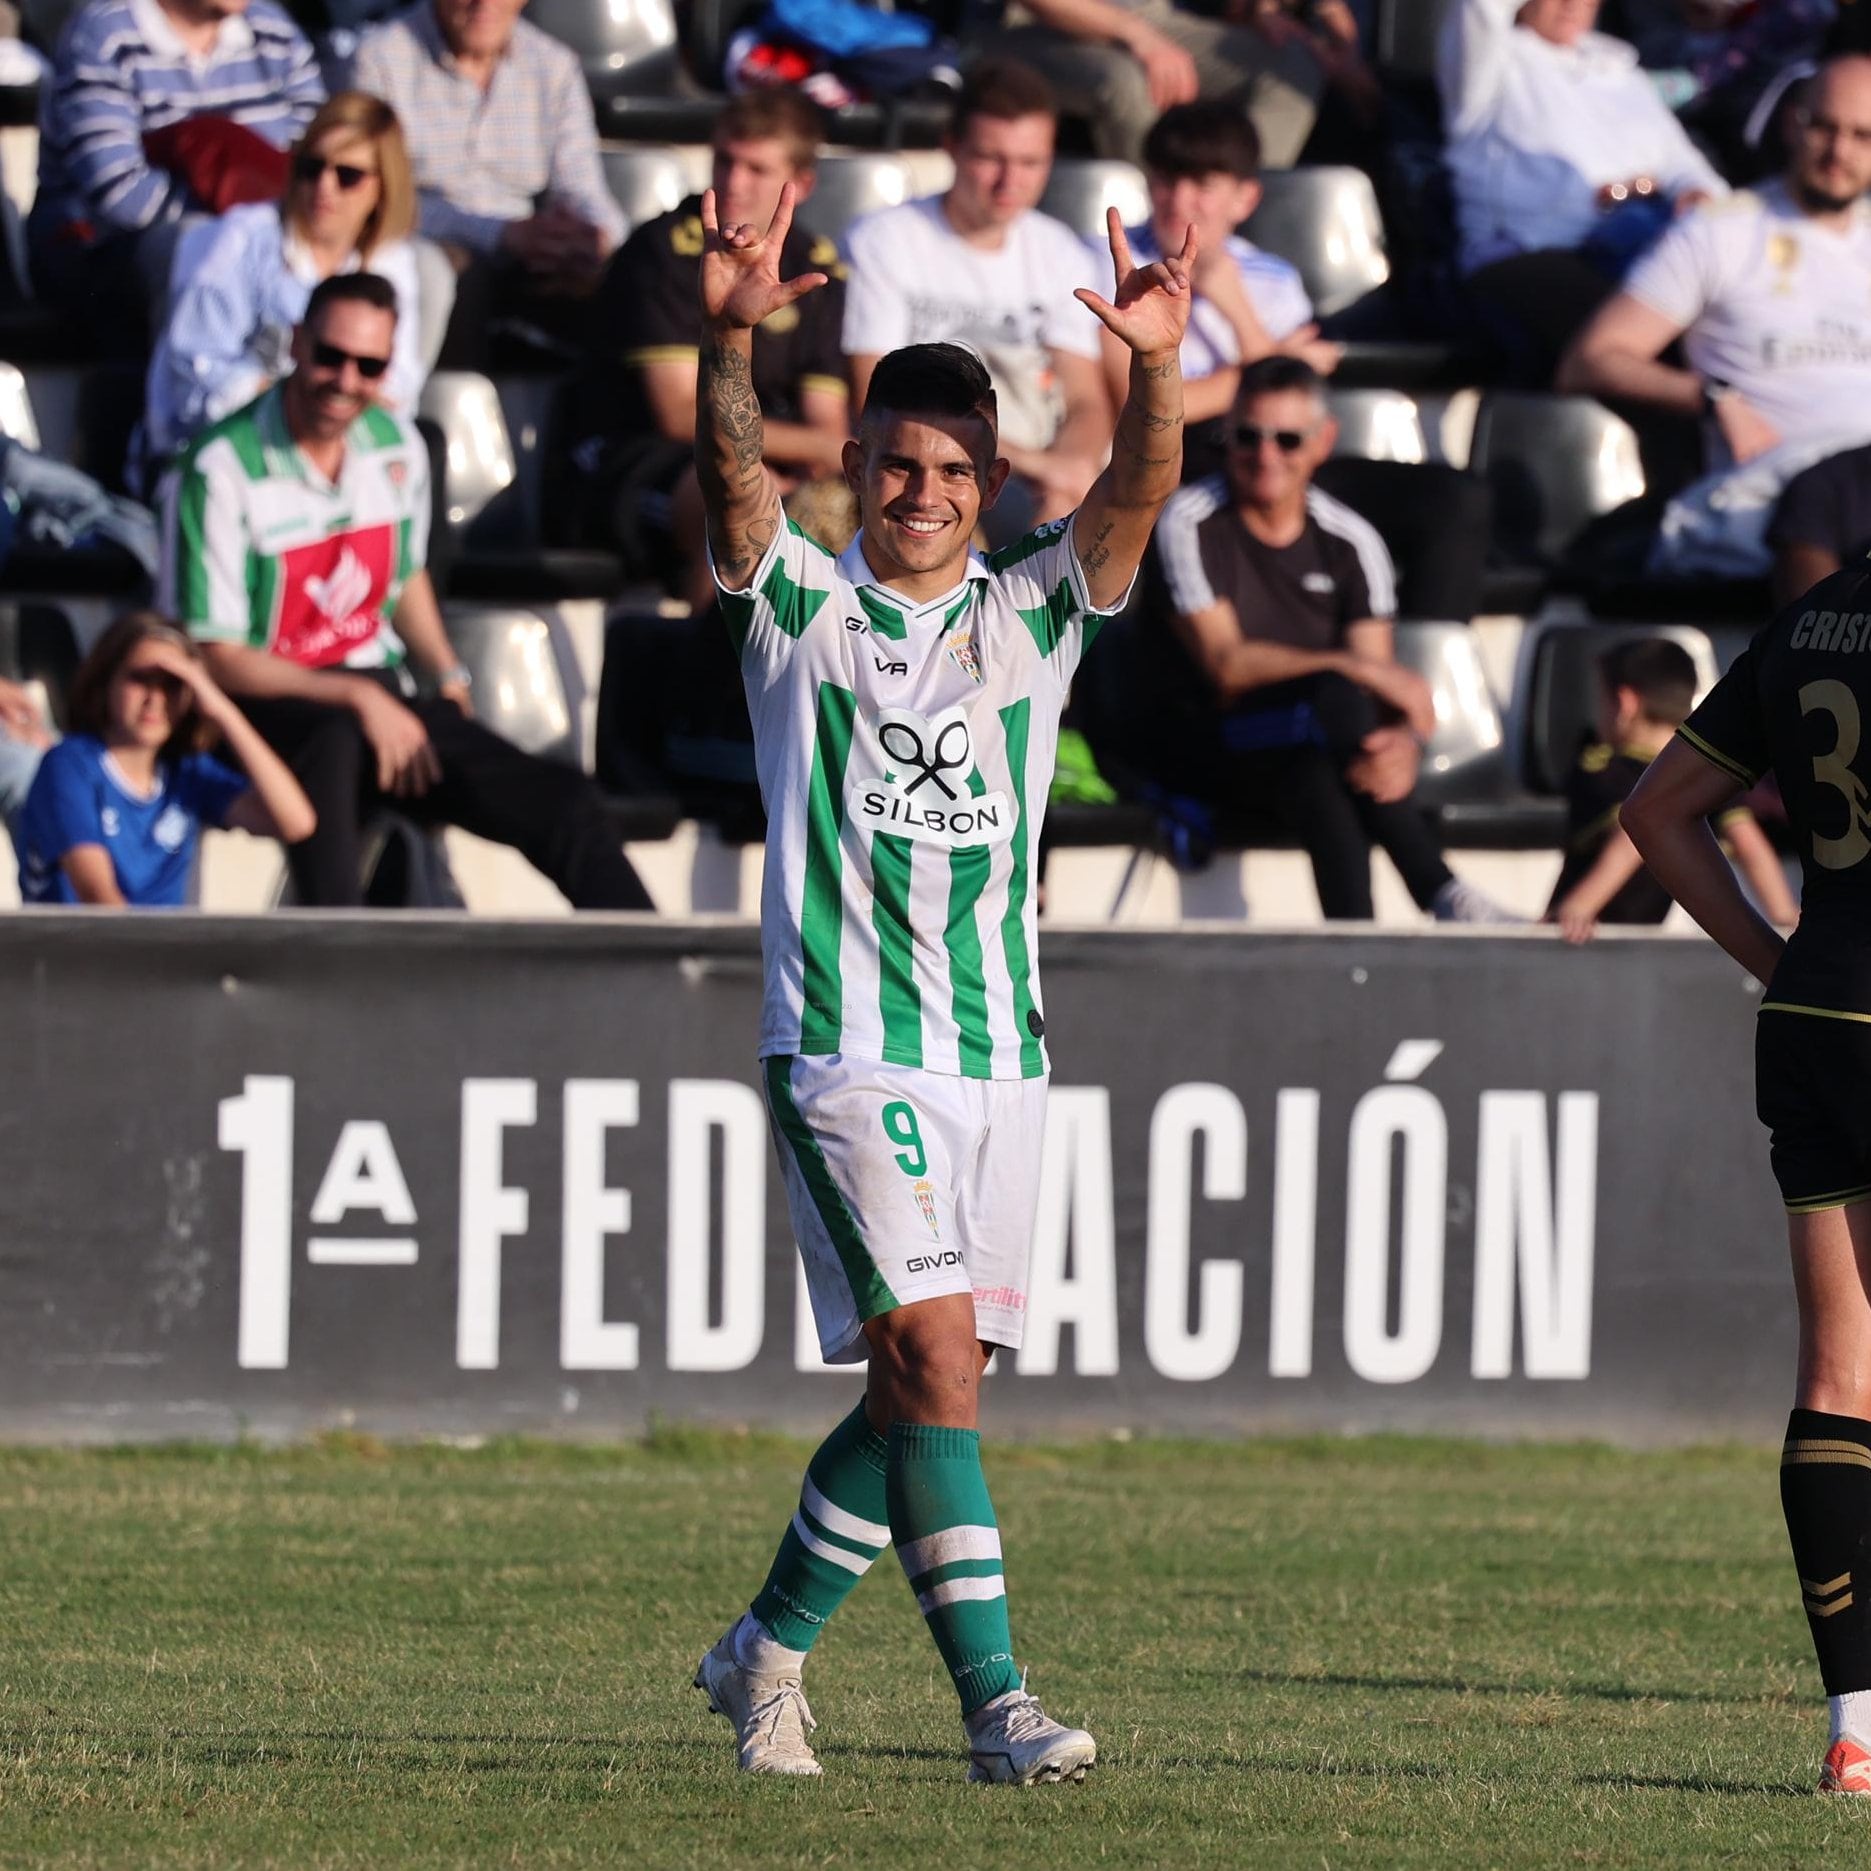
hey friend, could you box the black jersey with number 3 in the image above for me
[1680,561,1871,1015]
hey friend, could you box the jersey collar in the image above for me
[835,531,991,629]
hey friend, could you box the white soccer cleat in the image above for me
[693,1631,823,1776]
[964,1682,1097,1786]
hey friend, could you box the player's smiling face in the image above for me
[845,412,1010,597]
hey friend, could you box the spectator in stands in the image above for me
[567,90,847,613]
[0,676,51,833]
[1439,0,1726,381]
[354,0,624,367]
[973,0,1328,168]
[144,92,433,476]
[17,612,314,906]
[30,0,324,346]
[1136,356,1514,923]
[844,61,1108,532]
[1109,100,1338,477]
[1545,636,1795,940]
[1770,440,1871,605]
[157,273,654,910]
[1560,56,1871,579]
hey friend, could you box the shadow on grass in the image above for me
[1576,1771,1807,1799]
[1240,1668,1778,1709]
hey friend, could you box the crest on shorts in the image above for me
[912,1178,940,1240]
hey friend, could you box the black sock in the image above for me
[1781,1409,1871,1694]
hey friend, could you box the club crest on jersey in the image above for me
[912,1178,940,1240]
[947,624,983,685]
[853,704,1014,849]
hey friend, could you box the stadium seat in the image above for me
[1312,456,1492,623]
[1518,619,1719,796]
[1324,389,1426,464]
[797,154,917,246]
[1039,159,1150,242]
[1241,167,1389,319]
[599,145,701,235]
[445,605,585,767]
[420,372,624,601]
[420,371,517,543]
[1467,391,1646,573]
[530,0,721,141]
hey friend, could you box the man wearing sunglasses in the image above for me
[158,270,653,910]
[1143,355,1514,923]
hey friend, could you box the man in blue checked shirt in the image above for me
[354,0,623,367]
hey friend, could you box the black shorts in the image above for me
[1757,1007,1871,1213]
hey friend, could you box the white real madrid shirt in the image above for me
[720,514,1126,1080]
[1625,182,1871,447]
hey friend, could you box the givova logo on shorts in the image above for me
[851,705,1013,849]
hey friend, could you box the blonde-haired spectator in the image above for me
[144,91,440,469]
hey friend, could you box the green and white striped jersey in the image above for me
[724,515,1123,1080]
[159,387,429,670]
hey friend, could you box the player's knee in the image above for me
[863,1299,981,1427]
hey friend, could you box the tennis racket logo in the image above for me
[853,705,1014,849]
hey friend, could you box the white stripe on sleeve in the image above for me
[1307,485,1398,618]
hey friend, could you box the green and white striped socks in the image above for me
[746,1402,891,1662]
[887,1424,1023,1715]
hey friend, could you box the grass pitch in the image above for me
[0,1428,1859,1868]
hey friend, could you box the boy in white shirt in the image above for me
[1561,56,1871,577]
[842,61,1109,527]
[1104,100,1339,446]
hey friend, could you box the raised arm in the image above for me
[695,182,829,592]
[1069,210,1195,613]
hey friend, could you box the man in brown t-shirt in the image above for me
[1139,355,1511,921]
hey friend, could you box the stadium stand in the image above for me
[0,0,1823,921]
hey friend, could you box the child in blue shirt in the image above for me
[19,611,316,906]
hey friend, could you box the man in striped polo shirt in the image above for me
[159,271,651,910]
[31,0,323,340]
[690,183,1194,1785]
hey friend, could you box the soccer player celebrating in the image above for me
[689,184,1193,1784]
[1624,587,1871,1795]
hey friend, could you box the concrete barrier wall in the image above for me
[0,915,1787,1443]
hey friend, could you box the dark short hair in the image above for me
[1237,355,1325,404]
[713,89,825,172]
[1598,637,1698,725]
[863,342,998,434]
[67,611,217,759]
[951,59,1056,139]
[1142,100,1261,183]
[304,271,399,330]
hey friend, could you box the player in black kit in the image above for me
[1626,564,1871,1797]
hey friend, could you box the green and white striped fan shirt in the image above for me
[723,515,1123,1080]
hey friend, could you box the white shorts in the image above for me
[762,1052,1049,1365]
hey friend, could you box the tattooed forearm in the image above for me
[697,326,780,587]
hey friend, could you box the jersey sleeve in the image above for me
[160,437,257,646]
[985,513,1132,684]
[1040,223,1106,362]
[1678,636,1769,787]
[1623,204,1722,331]
[178,751,252,830]
[25,742,105,862]
[840,213,911,358]
[618,213,702,369]
[795,241,850,404]
[715,515,837,675]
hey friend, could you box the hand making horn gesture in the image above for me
[1074,208,1198,356]
[699,181,830,331]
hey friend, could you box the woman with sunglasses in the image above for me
[143,91,429,471]
[16,613,315,907]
